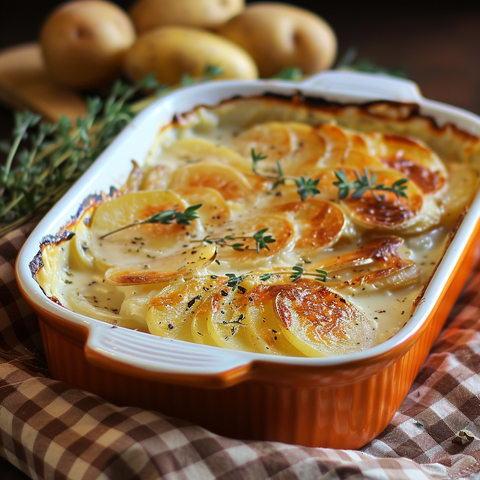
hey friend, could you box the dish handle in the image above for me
[84,322,253,386]
[299,70,422,103]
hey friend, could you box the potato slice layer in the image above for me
[275,283,377,357]
[366,132,448,194]
[169,162,253,202]
[90,190,191,267]
[340,168,425,230]
[105,244,217,285]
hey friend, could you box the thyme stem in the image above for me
[99,204,202,239]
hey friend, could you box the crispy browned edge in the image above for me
[28,192,109,282]
[29,92,480,310]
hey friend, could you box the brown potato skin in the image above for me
[40,0,136,89]
[217,3,337,78]
[124,26,258,86]
[129,0,245,34]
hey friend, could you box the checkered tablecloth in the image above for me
[1,224,480,480]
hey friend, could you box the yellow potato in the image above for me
[216,3,337,78]
[124,26,258,85]
[129,0,245,33]
[40,0,136,89]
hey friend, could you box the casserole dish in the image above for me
[16,71,480,449]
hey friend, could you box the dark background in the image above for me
[1,1,480,479]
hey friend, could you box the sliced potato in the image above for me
[65,290,148,331]
[345,129,370,155]
[120,287,163,323]
[105,244,217,285]
[440,163,479,221]
[365,132,448,194]
[174,186,230,227]
[147,278,209,341]
[190,277,227,346]
[69,206,96,269]
[317,124,382,169]
[168,162,254,202]
[236,276,305,355]
[205,285,259,352]
[285,122,326,175]
[210,214,294,267]
[90,190,192,267]
[340,168,427,231]
[230,121,293,167]
[275,282,377,357]
[165,137,251,171]
[269,198,345,254]
[191,274,304,355]
[314,236,420,290]
[140,164,170,190]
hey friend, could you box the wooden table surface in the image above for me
[1,1,480,478]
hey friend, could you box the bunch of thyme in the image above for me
[0,75,158,237]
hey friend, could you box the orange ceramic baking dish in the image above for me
[16,72,480,449]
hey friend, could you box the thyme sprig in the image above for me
[251,149,320,201]
[334,168,408,202]
[192,228,275,254]
[225,266,328,291]
[100,204,202,239]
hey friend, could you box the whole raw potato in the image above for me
[129,0,245,34]
[124,27,258,86]
[40,0,136,89]
[217,3,337,78]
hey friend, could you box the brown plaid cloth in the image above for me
[1,224,480,480]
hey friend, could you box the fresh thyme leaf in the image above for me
[180,64,225,87]
[225,273,246,291]
[251,148,268,174]
[290,264,304,282]
[100,204,201,239]
[314,269,328,282]
[192,228,275,254]
[336,47,408,79]
[226,267,329,288]
[250,151,320,201]
[333,168,408,202]
[294,176,321,202]
[274,67,303,81]
[251,228,276,253]
[271,161,286,190]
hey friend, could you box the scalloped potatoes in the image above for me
[35,96,480,357]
